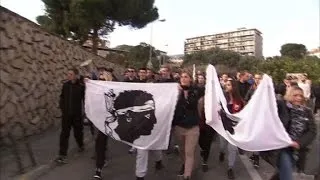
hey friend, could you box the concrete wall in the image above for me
[0,6,124,140]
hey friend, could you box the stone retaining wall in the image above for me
[0,6,124,140]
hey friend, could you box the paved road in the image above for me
[33,114,320,180]
[37,139,253,180]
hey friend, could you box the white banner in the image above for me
[205,65,292,151]
[85,80,179,150]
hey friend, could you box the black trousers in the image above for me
[88,120,95,136]
[96,131,108,169]
[199,125,216,163]
[59,114,84,156]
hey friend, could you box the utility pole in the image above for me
[148,19,166,69]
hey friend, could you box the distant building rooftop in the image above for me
[186,28,262,40]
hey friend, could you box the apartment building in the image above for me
[184,28,263,58]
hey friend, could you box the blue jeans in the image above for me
[278,149,294,180]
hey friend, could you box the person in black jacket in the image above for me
[313,84,320,113]
[173,71,201,180]
[156,65,178,155]
[136,68,148,83]
[157,65,175,83]
[56,68,85,164]
[236,70,251,99]
[195,74,206,97]
[123,67,137,82]
[266,86,316,180]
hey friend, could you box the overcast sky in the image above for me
[1,0,319,56]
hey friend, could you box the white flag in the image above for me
[205,65,292,151]
[85,80,179,150]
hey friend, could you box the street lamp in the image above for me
[148,19,166,68]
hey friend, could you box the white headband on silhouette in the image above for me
[116,100,155,115]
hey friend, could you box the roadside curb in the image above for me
[14,136,93,180]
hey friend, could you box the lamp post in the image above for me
[148,19,166,69]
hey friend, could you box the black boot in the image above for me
[202,163,208,172]
[269,173,279,180]
[227,168,235,179]
[249,154,255,161]
[238,148,244,155]
[93,168,102,179]
[219,152,225,162]
[253,155,260,168]
[155,160,164,170]
[178,164,184,176]
[136,176,144,180]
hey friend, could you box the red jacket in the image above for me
[231,99,244,113]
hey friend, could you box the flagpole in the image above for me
[192,64,196,80]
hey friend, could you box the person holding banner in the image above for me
[267,86,316,180]
[135,68,164,180]
[198,96,216,173]
[173,71,201,180]
[93,71,114,179]
[196,73,216,172]
[245,73,263,169]
[219,78,245,179]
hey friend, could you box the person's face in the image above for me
[225,81,233,92]
[124,71,129,77]
[160,68,170,78]
[236,72,241,80]
[222,74,228,81]
[197,75,205,85]
[254,75,262,86]
[138,70,147,80]
[67,70,76,81]
[127,68,134,78]
[291,89,304,106]
[180,73,192,86]
[146,70,153,78]
[242,73,250,82]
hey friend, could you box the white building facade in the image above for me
[184,28,263,58]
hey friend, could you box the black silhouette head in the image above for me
[112,90,157,143]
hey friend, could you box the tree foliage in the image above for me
[183,47,262,71]
[183,46,320,85]
[280,43,307,59]
[108,43,163,70]
[37,0,159,53]
[257,56,320,84]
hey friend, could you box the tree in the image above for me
[107,43,163,70]
[183,47,249,69]
[182,45,320,84]
[36,0,74,38]
[37,0,159,53]
[280,43,307,59]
